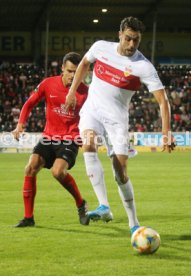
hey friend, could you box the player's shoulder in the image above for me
[35,76,61,93]
[134,50,150,63]
[91,40,115,49]
[133,51,159,80]
[134,50,155,70]
[94,40,114,46]
[38,75,59,86]
[43,75,61,84]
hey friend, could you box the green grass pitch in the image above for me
[0,151,191,275]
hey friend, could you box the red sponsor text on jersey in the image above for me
[94,59,141,90]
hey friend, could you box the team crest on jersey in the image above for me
[124,68,132,77]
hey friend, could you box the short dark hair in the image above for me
[120,16,145,33]
[63,52,81,65]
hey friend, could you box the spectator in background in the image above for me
[0,61,191,132]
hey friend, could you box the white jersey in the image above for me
[82,40,163,123]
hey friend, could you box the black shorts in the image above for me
[33,138,79,169]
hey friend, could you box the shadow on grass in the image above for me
[13,223,191,262]
[35,222,191,240]
[166,234,191,241]
[133,251,191,262]
[35,222,130,238]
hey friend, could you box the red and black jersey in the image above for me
[19,75,88,140]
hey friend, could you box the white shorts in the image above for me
[79,109,129,156]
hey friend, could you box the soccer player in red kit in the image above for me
[12,52,89,227]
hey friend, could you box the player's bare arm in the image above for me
[65,56,90,112]
[12,123,25,141]
[153,89,176,153]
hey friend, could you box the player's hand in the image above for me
[161,132,176,153]
[64,93,76,112]
[12,123,25,141]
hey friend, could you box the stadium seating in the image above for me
[0,62,191,132]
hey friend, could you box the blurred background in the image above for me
[0,0,191,134]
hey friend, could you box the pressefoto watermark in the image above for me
[0,131,190,148]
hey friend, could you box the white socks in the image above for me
[84,151,139,228]
[116,177,139,228]
[83,152,109,206]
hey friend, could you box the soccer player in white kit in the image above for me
[65,16,175,234]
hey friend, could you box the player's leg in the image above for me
[79,108,113,222]
[82,129,113,222]
[104,121,140,232]
[15,153,45,227]
[52,158,85,208]
[51,141,89,225]
[111,154,140,233]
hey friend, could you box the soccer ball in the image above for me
[131,226,161,254]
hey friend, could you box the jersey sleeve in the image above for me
[18,80,46,124]
[140,61,164,92]
[85,40,103,63]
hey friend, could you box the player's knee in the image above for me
[51,167,66,180]
[114,171,128,184]
[119,175,128,184]
[83,144,96,152]
[51,168,60,180]
[25,163,39,176]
